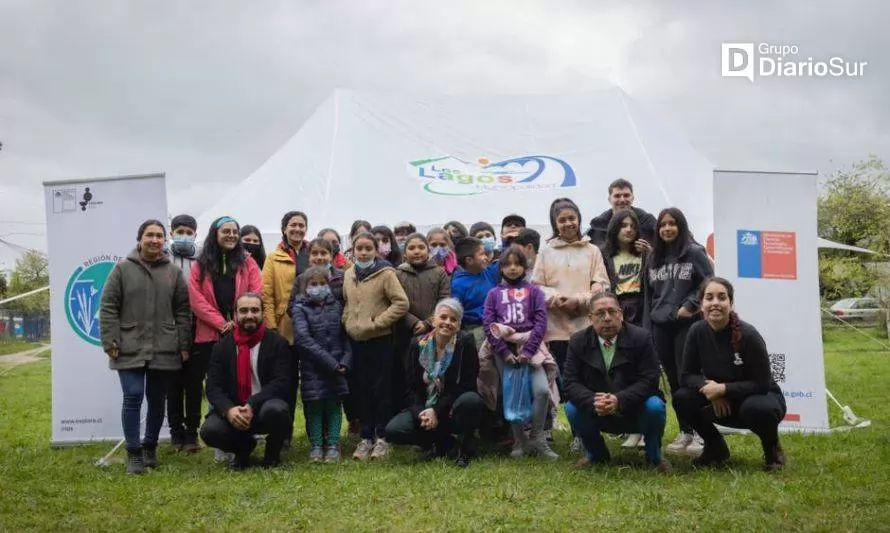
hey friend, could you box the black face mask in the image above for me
[243,243,263,257]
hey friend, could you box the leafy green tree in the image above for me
[6,251,49,312]
[818,156,890,301]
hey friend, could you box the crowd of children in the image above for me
[150,178,726,468]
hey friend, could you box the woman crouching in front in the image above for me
[385,298,484,468]
[672,277,787,471]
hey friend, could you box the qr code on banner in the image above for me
[769,353,787,383]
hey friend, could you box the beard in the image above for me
[238,319,258,332]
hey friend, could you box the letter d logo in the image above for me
[722,43,754,83]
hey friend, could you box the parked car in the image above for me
[829,298,883,321]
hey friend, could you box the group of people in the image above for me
[99,178,787,474]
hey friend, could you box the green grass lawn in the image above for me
[1,329,889,532]
[0,340,41,356]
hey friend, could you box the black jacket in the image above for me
[643,244,713,327]
[563,322,661,416]
[404,331,479,419]
[681,319,782,399]
[205,329,293,417]
[586,206,657,248]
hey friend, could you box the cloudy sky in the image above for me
[1,0,887,270]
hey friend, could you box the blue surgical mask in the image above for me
[355,259,374,269]
[481,236,497,254]
[397,241,406,253]
[307,285,331,301]
[430,246,449,262]
[170,235,196,257]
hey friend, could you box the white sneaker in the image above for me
[666,432,694,455]
[214,449,235,463]
[685,433,704,457]
[621,433,644,449]
[570,436,584,454]
[370,438,390,460]
[353,438,374,461]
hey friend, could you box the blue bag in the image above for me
[502,364,533,424]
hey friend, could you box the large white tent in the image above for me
[198,88,716,242]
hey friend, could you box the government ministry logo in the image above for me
[64,256,120,346]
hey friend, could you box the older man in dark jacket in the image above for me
[564,292,669,472]
[200,293,293,469]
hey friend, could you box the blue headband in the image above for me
[215,216,238,228]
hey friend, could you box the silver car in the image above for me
[830,298,883,321]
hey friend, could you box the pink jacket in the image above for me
[189,255,263,343]
[477,323,560,412]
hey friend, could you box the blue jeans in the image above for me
[565,396,666,465]
[118,367,171,452]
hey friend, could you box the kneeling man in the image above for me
[564,292,670,472]
[200,292,293,468]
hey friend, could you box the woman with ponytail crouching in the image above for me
[672,277,787,471]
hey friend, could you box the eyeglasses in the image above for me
[591,308,622,319]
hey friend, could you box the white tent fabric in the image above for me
[198,89,716,243]
[817,237,885,255]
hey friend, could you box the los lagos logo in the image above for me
[407,155,576,196]
[65,255,120,346]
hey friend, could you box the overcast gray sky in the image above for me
[1,0,887,269]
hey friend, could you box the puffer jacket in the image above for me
[530,236,610,341]
[292,294,352,401]
[261,241,309,343]
[342,259,409,341]
[99,248,191,371]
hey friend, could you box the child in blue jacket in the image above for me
[450,237,500,348]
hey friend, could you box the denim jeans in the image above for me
[118,367,171,453]
[565,395,666,465]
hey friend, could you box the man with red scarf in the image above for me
[200,292,293,468]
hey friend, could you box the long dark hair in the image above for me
[548,197,583,241]
[198,216,247,282]
[698,276,742,354]
[371,225,402,265]
[602,208,640,259]
[649,207,693,267]
[239,225,266,268]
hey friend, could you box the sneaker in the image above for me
[509,442,525,459]
[526,433,560,461]
[214,449,235,463]
[323,445,341,464]
[621,434,643,449]
[142,446,159,469]
[353,439,374,461]
[665,432,694,455]
[763,442,786,472]
[126,450,144,475]
[370,438,390,460]
[686,433,704,457]
[309,445,324,463]
[570,436,584,454]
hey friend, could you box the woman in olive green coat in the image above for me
[100,219,191,474]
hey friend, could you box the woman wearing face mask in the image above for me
[187,216,262,453]
[239,225,266,270]
[318,228,352,270]
[673,277,786,471]
[346,219,372,262]
[644,207,714,458]
[393,233,451,413]
[371,225,403,267]
[262,211,310,344]
[426,228,458,276]
[470,221,499,262]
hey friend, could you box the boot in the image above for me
[509,425,527,458]
[763,440,786,472]
[262,439,283,468]
[126,449,145,475]
[142,445,159,469]
[692,436,730,468]
[527,429,560,461]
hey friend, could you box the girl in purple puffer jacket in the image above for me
[482,246,559,460]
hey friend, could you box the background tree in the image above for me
[0,271,7,300]
[5,251,50,312]
[817,155,890,301]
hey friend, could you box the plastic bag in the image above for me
[502,364,533,424]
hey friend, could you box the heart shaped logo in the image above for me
[509,288,528,301]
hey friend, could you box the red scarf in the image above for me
[233,323,266,404]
